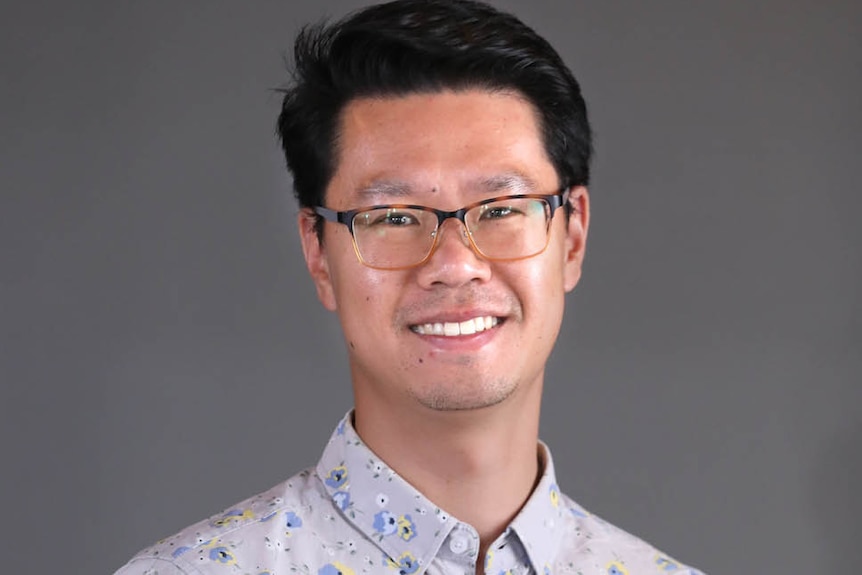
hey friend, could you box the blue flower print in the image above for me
[396,514,417,541]
[325,466,349,488]
[171,546,190,558]
[569,505,588,518]
[607,562,628,575]
[396,552,419,574]
[319,562,355,575]
[333,490,351,511]
[209,546,237,565]
[285,511,303,529]
[384,552,419,574]
[656,556,680,571]
[336,419,346,435]
[373,510,399,536]
[544,565,552,575]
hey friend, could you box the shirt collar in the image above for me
[317,412,457,572]
[316,411,566,574]
[506,441,568,572]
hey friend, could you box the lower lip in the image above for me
[410,322,502,352]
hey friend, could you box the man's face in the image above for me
[299,89,588,415]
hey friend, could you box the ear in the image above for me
[297,210,338,311]
[563,186,590,292]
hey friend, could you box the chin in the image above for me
[411,378,516,412]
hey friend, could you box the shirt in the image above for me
[114,412,705,575]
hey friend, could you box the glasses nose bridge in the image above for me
[428,206,475,252]
[434,206,470,228]
[432,206,472,237]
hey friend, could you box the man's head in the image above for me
[277,0,592,214]
[278,0,591,419]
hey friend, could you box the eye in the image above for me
[480,204,522,220]
[368,210,419,227]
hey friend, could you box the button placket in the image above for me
[446,524,479,556]
[448,533,470,555]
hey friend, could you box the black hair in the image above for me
[277,0,592,213]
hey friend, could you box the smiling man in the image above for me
[114,1,705,574]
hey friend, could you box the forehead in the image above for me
[327,89,557,205]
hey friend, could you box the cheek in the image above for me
[513,255,568,340]
[519,252,568,301]
[333,268,392,306]
[543,231,574,294]
[329,265,403,334]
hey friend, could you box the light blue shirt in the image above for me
[114,413,704,575]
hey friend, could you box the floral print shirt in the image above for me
[114,413,705,575]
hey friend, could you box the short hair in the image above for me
[277,0,592,213]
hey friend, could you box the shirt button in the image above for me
[448,534,470,554]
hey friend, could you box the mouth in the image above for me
[409,315,501,336]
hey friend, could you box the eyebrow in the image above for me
[474,173,541,195]
[355,173,541,199]
[355,180,413,199]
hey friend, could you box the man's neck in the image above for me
[353,391,542,556]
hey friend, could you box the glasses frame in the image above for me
[312,189,571,270]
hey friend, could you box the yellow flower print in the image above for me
[549,483,560,508]
[607,561,629,575]
[396,514,417,541]
[318,561,355,575]
[211,508,254,528]
[484,549,494,571]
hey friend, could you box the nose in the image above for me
[415,218,492,288]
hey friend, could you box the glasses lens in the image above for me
[467,197,551,259]
[351,207,437,269]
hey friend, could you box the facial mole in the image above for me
[418,358,424,364]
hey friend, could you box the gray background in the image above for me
[1,1,859,573]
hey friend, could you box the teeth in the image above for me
[459,319,476,335]
[411,316,499,336]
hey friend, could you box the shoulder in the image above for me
[557,491,707,575]
[112,468,326,575]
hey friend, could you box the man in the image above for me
[115,1,705,574]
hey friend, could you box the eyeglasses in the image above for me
[312,190,570,270]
